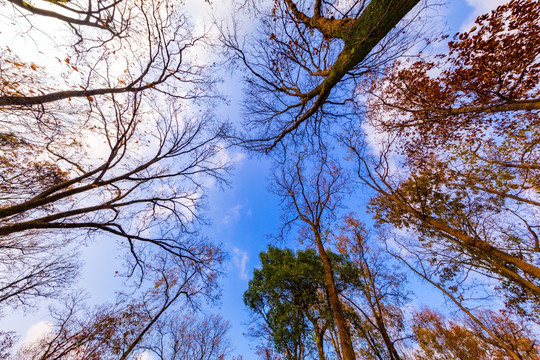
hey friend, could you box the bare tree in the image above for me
[13,249,228,360]
[0,0,230,315]
[143,313,235,360]
[272,152,357,360]
[335,217,408,360]
[1,0,209,107]
[222,0,427,151]
[389,239,530,360]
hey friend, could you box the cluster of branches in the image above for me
[345,0,540,316]
[11,253,232,360]
[222,0,429,151]
[0,0,238,357]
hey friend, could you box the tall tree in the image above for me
[223,0,423,151]
[272,152,357,360]
[142,314,236,360]
[346,0,540,315]
[335,217,408,360]
[0,0,229,313]
[244,247,338,360]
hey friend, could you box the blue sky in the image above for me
[0,0,509,358]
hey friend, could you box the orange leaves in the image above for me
[4,59,39,71]
[360,0,540,315]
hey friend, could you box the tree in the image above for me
[389,238,532,360]
[1,0,206,107]
[271,152,357,360]
[223,0,423,151]
[13,250,229,360]
[0,0,229,314]
[244,246,336,360]
[245,227,410,360]
[335,217,408,360]
[346,0,540,316]
[0,331,17,360]
[411,308,540,360]
[142,313,236,360]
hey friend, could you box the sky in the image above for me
[0,0,510,358]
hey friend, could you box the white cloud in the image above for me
[21,321,53,345]
[136,350,156,360]
[232,247,249,280]
[465,0,507,14]
[222,203,244,224]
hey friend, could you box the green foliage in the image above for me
[244,247,332,358]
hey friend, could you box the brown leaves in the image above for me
[358,0,540,314]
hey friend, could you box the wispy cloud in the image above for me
[233,247,249,280]
[461,0,507,31]
[222,204,244,224]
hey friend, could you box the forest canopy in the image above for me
[0,0,539,359]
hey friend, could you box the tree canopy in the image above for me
[1,0,540,358]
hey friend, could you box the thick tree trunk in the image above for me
[268,0,421,150]
[314,229,356,360]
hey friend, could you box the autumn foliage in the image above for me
[352,0,540,316]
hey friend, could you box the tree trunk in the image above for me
[373,315,402,360]
[314,229,356,360]
[315,329,325,360]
